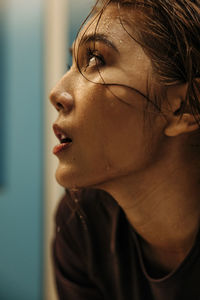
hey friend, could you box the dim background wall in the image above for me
[0,0,43,299]
[0,0,93,299]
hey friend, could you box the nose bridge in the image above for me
[49,72,74,112]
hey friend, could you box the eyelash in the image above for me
[66,47,105,72]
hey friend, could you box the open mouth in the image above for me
[53,124,72,143]
[53,135,72,155]
[60,137,72,144]
[52,124,73,155]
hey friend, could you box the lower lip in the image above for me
[53,142,72,155]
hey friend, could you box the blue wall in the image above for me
[0,0,43,299]
[0,6,6,187]
[0,0,93,298]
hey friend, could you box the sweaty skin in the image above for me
[50,3,200,276]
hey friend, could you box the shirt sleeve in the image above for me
[52,192,103,300]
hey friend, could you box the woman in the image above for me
[50,0,200,299]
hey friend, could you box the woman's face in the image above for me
[50,3,165,189]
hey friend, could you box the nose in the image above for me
[49,89,74,113]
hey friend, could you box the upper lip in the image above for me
[53,123,72,142]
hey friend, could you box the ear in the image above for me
[164,83,200,137]
[164,113,199,137]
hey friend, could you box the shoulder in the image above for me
[53,188,135,299]
[55,188,120,228]
[53,188,122,275]
[54,188,124,252]
[53,189,126,299]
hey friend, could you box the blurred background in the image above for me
[0,0,93,299]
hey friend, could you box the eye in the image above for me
[85,47,105,70]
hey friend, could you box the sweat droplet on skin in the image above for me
[105,164,111,171]
[110,101,115,107]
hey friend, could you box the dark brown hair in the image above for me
[75,0,200,125]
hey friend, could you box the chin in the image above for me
[55,164,117,191]
[55,166,81,189]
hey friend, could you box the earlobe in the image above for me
[164,82,200,137]
[164,114,200,137]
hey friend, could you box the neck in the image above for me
[99,157,200,273]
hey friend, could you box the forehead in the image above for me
[75,3,152,65]
[76,3,136,47]
[74,3,152,95]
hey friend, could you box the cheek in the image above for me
[93,94,147,171]
[102,124,146,172]
[55,82,156,188]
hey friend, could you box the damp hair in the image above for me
[73,0,200,126]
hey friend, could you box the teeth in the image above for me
[60,135,72,143]
[61,133,67,139]
[53,124,72,143]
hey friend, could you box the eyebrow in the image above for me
[79,33,119,53]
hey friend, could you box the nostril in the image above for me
[50,90,74,112]
[58,92,74,112]
[56,102,64,111]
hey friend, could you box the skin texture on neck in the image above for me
[96,138,200,275]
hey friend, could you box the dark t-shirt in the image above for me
[52,188,200,300]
